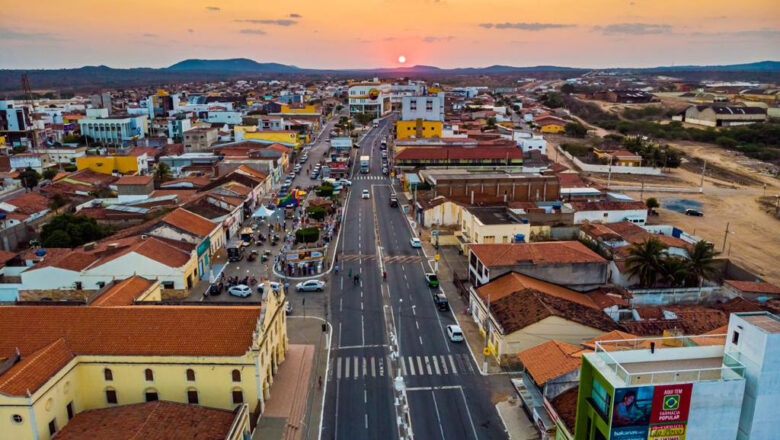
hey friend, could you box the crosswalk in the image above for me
[340,253,377,262]
[383,255,422,264]
[332,353,476,380]
[353,175,387,180]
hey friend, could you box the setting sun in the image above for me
[398,55,406,64]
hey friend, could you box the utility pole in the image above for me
[699,160,707,189]
[722,222,730,253]
[640,180,645,201]
[482,293,491,375]
[606,164,612,190]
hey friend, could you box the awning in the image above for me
[252,205,276,218]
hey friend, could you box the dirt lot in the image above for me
[560,137,780,284]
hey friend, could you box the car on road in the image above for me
[425,272,439,288]
[685,209,704,217]
[257,281,282,293]
[362,189,370,199]
[446,325,464,342]
[410,237,422,248]
[433,292,449,311]
[296,279,325,292]
[389,195,398,207]
[336,178,352,186]
[294,165,302,174]
[285,301,292,315]
[382,167,388,175]
[228,285,252,298]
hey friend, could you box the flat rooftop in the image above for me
[741,312,780,333]
[420,169,548,183]
[468,207,521,225]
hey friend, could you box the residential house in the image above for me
[183,127,218,151]
[468,241,608,290]
[593,148,642,167]
[0,191,51,229]
[44,146,87,166]
[10,153,54,174]
[114,175,154,202]
[534,116,567,133]
[722,280,780,301]
[469,271,619,361]
[458,206,531,250]
[76,154,149,176]
[568,200,648,225]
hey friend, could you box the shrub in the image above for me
[307,206,326,221]
[295,227,320,244]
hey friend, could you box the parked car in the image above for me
[337,178,352,186]
[362,189,370,199]
[446,325,464,342]
[389,196,398,207]
[228,285,252,298]
[410,237,422,248]
[296,280,325,292]
[424,272,439,288]
[285,301,292,315]
[685,209,704,217]
[257,281,282,293]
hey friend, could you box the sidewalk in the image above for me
[254,317,329,440]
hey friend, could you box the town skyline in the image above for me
[1,0,779,70]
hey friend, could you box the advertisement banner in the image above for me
[610,383,693,440]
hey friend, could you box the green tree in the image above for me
[685,241,720,288]
[40,213,114,248]
[564,122,588,138]
[18,167,39,190]
[560,83,576,95]
[625,237,668,287]
[42,169,58,181]
[353,112,374,126]
[295,227,320,244]
[307,205,326,221]
[540,92,564,108]
[645,197,659,213]
[661,257,690,287]
[48,193,69,210]
[486,117,497,129]
[154,162,172,182]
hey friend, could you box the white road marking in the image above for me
[425,357,432,375]
[448,355,458,374]
[433,356,441,375]
[354,357,359,380]
[459,386,479,440]
[337,357,342,379]
[401,357,407,375]
[371,357,376,377]
[361,315,365,346]
[417,356,424,373]
[431,391,446,440]
[345,357,350,378]
[407,357,416,375]
[363,357,367,377]
[419,335,423,345]
[415,321,419,330]
[440,355,449,374]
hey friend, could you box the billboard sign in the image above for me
[610,383,692,440]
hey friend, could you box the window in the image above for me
[11,414,23,424]
[66,402,74,420]
[732,331,740,345]
[48,419,57,436]
[145,368,154,381]
[590,379,610,417]
[105,389,117,404]
[104,368,113,381]
[145,389,159,402]
[162,281,175,289]
[232,388,244,404]
[187,389,199,404]
[232,369,241,382]
[186,369,196,381]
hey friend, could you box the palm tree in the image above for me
[685,240,720,288]
[625,237,668,287]
[661,257,690,287]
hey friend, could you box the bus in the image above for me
[360,155,370,174]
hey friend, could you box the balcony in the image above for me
[588,335,746,387]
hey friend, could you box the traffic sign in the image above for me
[434,253,440,261]
[482,347,490,356]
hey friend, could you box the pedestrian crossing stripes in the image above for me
[339,254,377,262]
[353,175,388,180]
[383,255,422,264]
[332,353,475,380]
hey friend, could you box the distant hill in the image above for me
[167,58,302,73]
[0,59,777,94]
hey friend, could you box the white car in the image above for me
[257,281,282,293]
[337,179,352,186]
[446,325,464,342]
[296,279,325,292]
[285,301,292,315]
[362,189,370,199]
[228,285,252,298]
[410,237,422,248]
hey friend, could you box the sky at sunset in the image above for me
[1,0,778,70]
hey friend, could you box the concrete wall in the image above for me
[688,379,745,440]
[558,146,663,176]
[432,176,560,203]
[484,261,608,292]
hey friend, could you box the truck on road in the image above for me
[360,155,370,174]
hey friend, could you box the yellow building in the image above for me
[279,104,318,115]
[458,206,532,253]
[243,130,301,149]
[593,148,643,167]
[0,280,288,440]
[76,155,143,175]
[396,119,443,139]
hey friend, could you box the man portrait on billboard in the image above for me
[612,387,651,428]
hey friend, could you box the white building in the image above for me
[206,111,243,125]
[569,200,648,225]
[78,108,147,146]
[400,93,445,122]
[348,81,391,117]
[45,146,87,165]
[514,131,547,155]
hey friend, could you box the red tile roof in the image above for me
[724,280,780,295]
[395,146,524,161]
[3,191,51,214]
[517,340,587,386]
[0,306,261,376]
[162,208,217,238]
[115,175,153,186]
[53,401,237,440]
[90,276,156,307]
[0,338,74,395]
[476,272,599,309]
[550,387,579,432]
[470,241,606,267]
